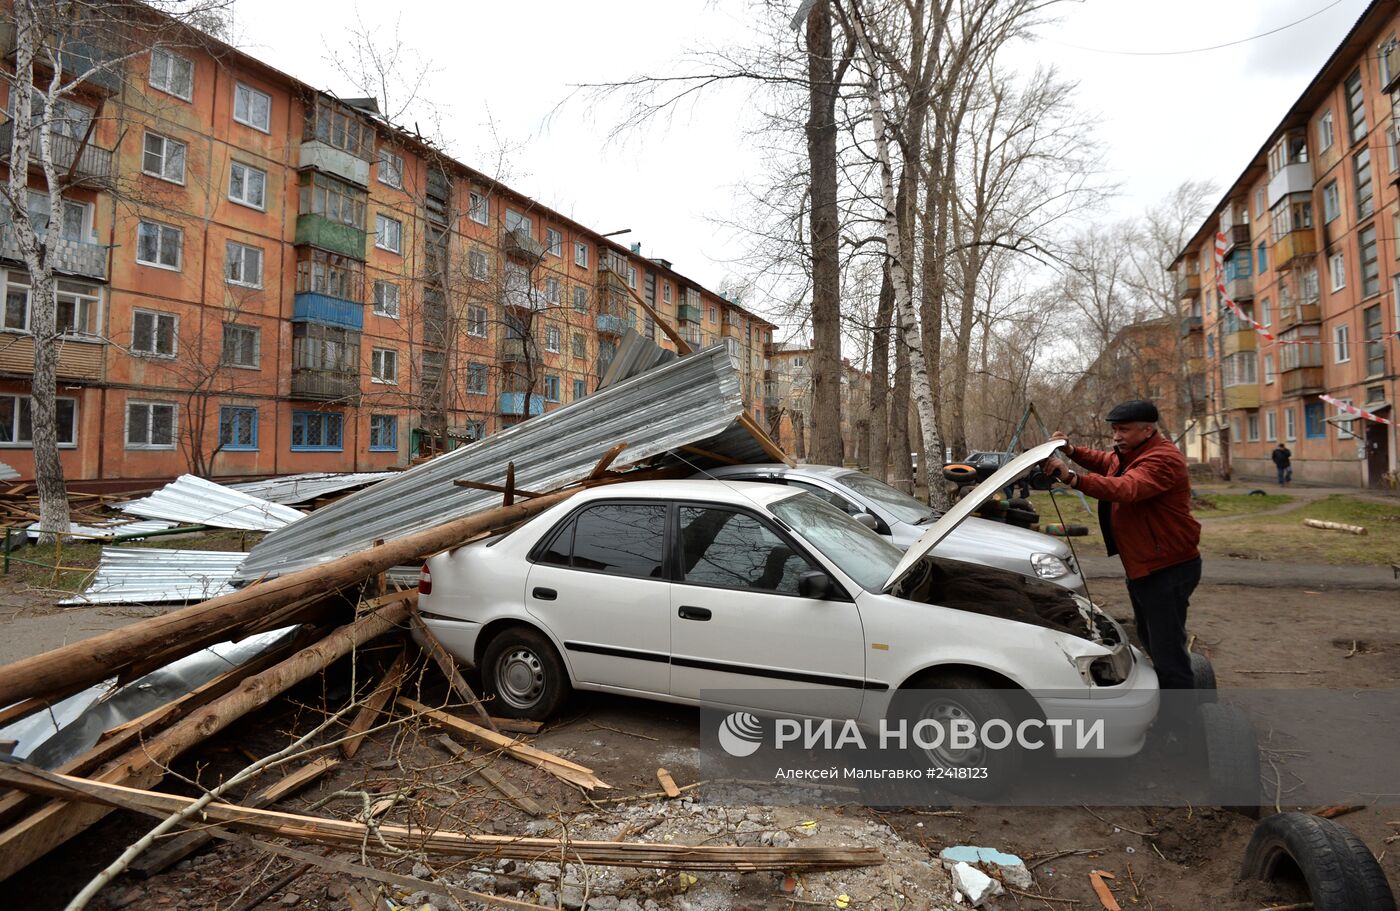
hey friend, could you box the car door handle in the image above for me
[532,587,557,601]
[678,606,711,621]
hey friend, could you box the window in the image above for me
[469,191,489,225]
[574,241,589,268]
[467,305,487,338]
[291,411,343,450]
[226,159,266,208]
[469,249,490,281]
[295,247,363,300]
[505,209,531,235]
[421,350,443,390]
[56,280,99,335]
[149,47,193,100]
[1247,413,1260,442]
[221,324,259,368]
[546,503,666,577]
[709,305,717,321]
[626,265,637,288]
[1304,401,1327,439]
[225,241,263,288]
[1329,251,1346,291]
[573,379,586,400]
[375,214,402,253]
[371,347,397,384]
[1266,410,1277,441]
[572,287,587,312]
[131,309,177,357]
[546,228,563,257]
[299,172,365,228]
[679,506,815,595]
[543,276,561,304]
[544,374,560,402]
[377,147,404,189]
[466,362,488,395]
[372,281,400,318]
[1364,305,1385,376]
[571,332,586,358]
[23,193,90,242]
[462,420,486,442]
[545,325,561,353]
[136,220,182,270]
[142,132,186,183]
[663,283,672,304]
[1354,148,1373,220]
[0,395,75,447]
[1336,398,1358,439]
[219,406,258,450]
[1318,110,1334,152]
[1284,408,1297,441]
[369,414,397,451]
[126,401,176,449]
[1345,69,1367,144]
[1359,223,1380,296]
[302,97,372,157]
[233,82,271,132]
[1322,180,1340,223]
[1254,187,1266,218]
[1260,296,1272,327]
[1264,353,1275,384]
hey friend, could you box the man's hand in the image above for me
[1044,458,1073,484]
[1050,431,1069,444]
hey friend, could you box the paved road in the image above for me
[1076,554,1398,590]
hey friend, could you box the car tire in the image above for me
[942,463,977,484]
[888,672,1027,800]
[481,626,570,721]
[1240,812,1397,911]
[1191,652,1218,703]
[1199,703,1261,818]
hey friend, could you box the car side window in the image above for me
[787,480,860,515]
[567,503,667,579]
[538,518,574,566]
[678,505,816,595]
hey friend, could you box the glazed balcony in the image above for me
[1276,302,1322,331]
[1271,230,1317,270]
[290,369,360,403]
[498,392,545,416]
[1174,272,1201,299]
[1224,274,1254,302]
[1220,223,1250,254]
[1179,315,1203,336]
[1222,385,1260,411]
[1281,366,1325,396]
[1223,330,1257,357]
[596,313,629,337]
[677,304,703,324]
[295,214,367,260]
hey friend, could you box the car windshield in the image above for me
[837,471,936,526]
[770,492,902,592]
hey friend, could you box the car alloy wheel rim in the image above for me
[919,698,987,768]
[498,647,546,708]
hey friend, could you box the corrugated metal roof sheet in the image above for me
[0,461,19,481]
[26,518,179,542]
[234,345,753,581]
[119,475,306,531]
[228,471,397,505]
[599,330,677,389]
[58,548,247,606]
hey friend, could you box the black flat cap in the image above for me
[1104,399,1159,423]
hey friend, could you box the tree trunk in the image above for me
[791,410,807,461]
[889,334,912,494]
[947,259,979,458]
[806,0,843,467]
[866,262,893,481]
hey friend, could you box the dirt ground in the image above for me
[3,576,1399,910]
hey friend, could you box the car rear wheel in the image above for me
[481,627,570,721]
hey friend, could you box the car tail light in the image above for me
[418,563,432,595]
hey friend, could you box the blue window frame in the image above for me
[463,420,486,441]
[1304,401,1326,439]
[218,406,258,451]
[573,379,587,400]
[1224,251,1251,280]
[544,374,560,402]
[467,362,488,395]
[369,414,397,451]
[291,411,343,451]
[1256,242,1267,273]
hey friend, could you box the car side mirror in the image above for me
[798,570,834,599]
[853,512,879,531]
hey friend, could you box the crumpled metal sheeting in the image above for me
[228,471,397,506]
[599,330,677,390]
[234,345,747,582]
[0,461,19,481]
[57,548,248,606]
[25,518,178,541]
[119,474,306,531]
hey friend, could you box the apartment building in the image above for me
[1172,0,1400,487]
[1067,318,1185,452]
[0,11,776,483]
[766,343,870,464]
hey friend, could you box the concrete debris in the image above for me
[119,474,306,531]
[940,845,1034,889]
[949,861,1002,906]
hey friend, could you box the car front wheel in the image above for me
[481,627,570,721]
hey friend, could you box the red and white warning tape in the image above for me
[1212,232,1307,345]
[1320,393,1395,427]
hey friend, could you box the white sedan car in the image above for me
[418,442,1159,768]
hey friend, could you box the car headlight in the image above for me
[1030,552,1069,580]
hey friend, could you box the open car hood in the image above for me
[881,440,1066,594]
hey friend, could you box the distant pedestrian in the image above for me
[1271,443,1292,487]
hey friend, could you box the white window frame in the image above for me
[0,394,77,448]
[371,347,398,384]
[56,280,100,337]
[1333,323,1351,363]
[663,283,672,304]
[543,276,561,304]
[372,280,400,318]
[375,213,402,253]
[546,228,563,258]
[572,287,587,312]
[467,304,488,338]
[1322,181,1340,223]
[545,325,561,353]
[149,47,193,101]
[469,191,489,225]
[1318,110,1334,152]
[136,219,183,271]
[1336,397,1358,440]
[125,400,178,450]
[1247,413,1260,442]
[228,161,267,210]
[233,81,271,132]
[141,131,186,184]
[377,147,404,189]
[626,265,637,288]
[1263,353,1275,384]
[225,241,263,288]
[1265,410,1277,442]
[469,249,490,282]
[221,323,260,369]
[505,208,532,235]
[131,308,178,358]
[1284,408,1297,441]
[574,241,589,268]
[1329,251,1346,291]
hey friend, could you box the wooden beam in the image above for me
[738,412,794,466]
[340,647,410,759]
[451,478,547,499]
[679,445,742,466]
[503,462,515,507]
[435,735,545,817]
[587,443,629,479]
[408,610,497,731]
[622,283,690,355]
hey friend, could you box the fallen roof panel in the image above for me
[26,519,178,542]
[228,471,397,505]
[58,548,247,606]
[234,345,751,581]
[119,474,306,531]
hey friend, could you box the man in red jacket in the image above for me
[1045,400,1202,691]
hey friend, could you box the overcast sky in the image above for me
[229,0,1370,323]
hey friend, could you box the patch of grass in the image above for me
[1,527,260,595]
[1200,495,1400,566]
[1191,492,1292,517]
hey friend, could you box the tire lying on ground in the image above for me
[1190,652,1218,703]
[1199,702,1261,818]
[1240,812,1397,911]
[942,463,977,483]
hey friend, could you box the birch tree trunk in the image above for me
[866,262,893,481]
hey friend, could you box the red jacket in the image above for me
[1065,433,1201,580]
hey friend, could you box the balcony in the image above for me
[1281,366,1325,396]
[295,214,367,260]
[677,304,702,324]
[291,369,360,403]
[1277,302,1322,331]
[721,321,743,340]
[1223,330,1257,356]
[503,227,545,262]
[0,333,102,380]
[680,326,703,347]
[498,392,545,416]
[1224,274,1254,301]
[0,120,114,188]
[1222,385,1260,411]
[0,224,107,280]
[1271,230,1317,270]
[596,313,629,337]
[1174,272,1201,299]
[1385,42,1400,94]
[292,293,363,330]
[1220,223,1250,254]
[499,338,529,362]
[298,140,370,187]
[1179,315,1203,336]
[1267,162,1313,208]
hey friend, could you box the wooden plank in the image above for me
[340,647,410,760]
[737,412,793,467]
[679,445,742,466]
[488,718,543,735]
[451,478,547,499]
[656,768,680,798]
[1089,870,1121,911]
[623,282,690,354]
[587,443,629,479]
[408,610,497,731]
[436,735,545,817]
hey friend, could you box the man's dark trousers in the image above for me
[1125,557,1201,691]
